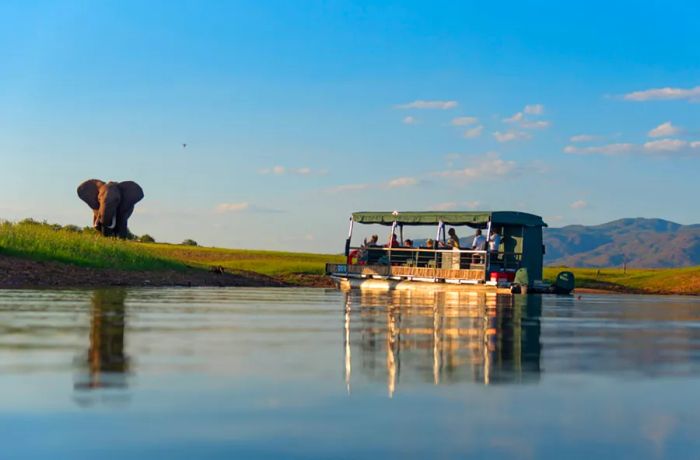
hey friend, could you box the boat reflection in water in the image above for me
[343,291,542,396]
[74,289,129,392]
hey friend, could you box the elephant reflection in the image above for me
[74,289,129,390]
[77,179,144,238]
[343,292,542,395]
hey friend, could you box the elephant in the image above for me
[77,179,144,238]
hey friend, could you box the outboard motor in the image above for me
[554,271,575,294]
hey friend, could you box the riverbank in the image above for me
[544,267,700,296]
[0,254,292,288]
[2,221,699,293]
[0,221,340,288]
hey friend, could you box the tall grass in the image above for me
[0,221,183,271]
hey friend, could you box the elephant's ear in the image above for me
[77,179,105,210]
[118,181,144,207]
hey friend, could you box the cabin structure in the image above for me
[326,211,550,292]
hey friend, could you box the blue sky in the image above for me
[1,0,700,251]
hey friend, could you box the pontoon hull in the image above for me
[331,276,515,294]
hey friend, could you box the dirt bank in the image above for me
[0,254,297,289]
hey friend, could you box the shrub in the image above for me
[182,239,198,246]
[62,225,83,233]
[139,234,156,243]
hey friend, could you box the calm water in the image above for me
[1,288,700,459]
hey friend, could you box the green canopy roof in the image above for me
[351,211,547,227]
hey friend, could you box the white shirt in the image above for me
[489,233,501,252]
[472,234,486,250]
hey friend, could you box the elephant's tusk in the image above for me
[106,216,117,229]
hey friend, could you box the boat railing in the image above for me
[348,246,522,272]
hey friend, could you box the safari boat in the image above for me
[325,211,574,294]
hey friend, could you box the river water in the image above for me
[1,288,700,459]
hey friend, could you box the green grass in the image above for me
[7,220,697,293]
[544,266,700,295]
[0,221,183,271]
[141,244,345,276]
[0,221,344,276]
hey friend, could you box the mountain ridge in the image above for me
[544,217,700,268]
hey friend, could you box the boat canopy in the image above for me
[351,211,547,227]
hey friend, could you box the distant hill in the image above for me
[544,218,700,268]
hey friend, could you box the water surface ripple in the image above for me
[1,288,700,459]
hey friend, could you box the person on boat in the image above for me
[363,234,379,247]
[471,229,486,250]
[424,239,434,249]
[386,233,400,248]
[488,228,501,254]
[403,239,414,248]
[358,234,380,264]
[446,228,460,249]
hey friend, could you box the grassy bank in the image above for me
[142,244,344,277]
[3,221,699,293]
[544,266,700,295]
[0,221,183,271]
[0,221,343,283]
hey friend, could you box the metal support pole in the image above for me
[345,216,354,257]
[389,221,397,267]
[485,220,492,275]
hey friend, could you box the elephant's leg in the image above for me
[116,207,135,239]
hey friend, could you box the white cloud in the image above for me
[565,139,700,156]
[623,86,700,102]
[493,131,531,143]
[464,200,481,210]
[402,116,418,125]
[463,125,483,138]
[430,200,480,211]
[258,165,287,175]
[524,104,544,115]
[395,100,458,110]
[259,166,324,175]
[215,202,250,213]
[327,183,371,193]
[503,112,524,123]
[387,177,418,188]
[451,116,478,126]
[643,138,689,152]
[563,143,635,155]
[504,105,549,130]
[521,120,550,129]
[570,200,588,210]
[570,134,596,143]
[648,121,680,138]
[435,152,516,182]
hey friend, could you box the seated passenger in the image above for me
[403,239,414,248]
[424,239,434,249]
[363,234,379,247]
[386,233,400,248]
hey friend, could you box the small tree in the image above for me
[139,234,156,243]
[182,239,198,246]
